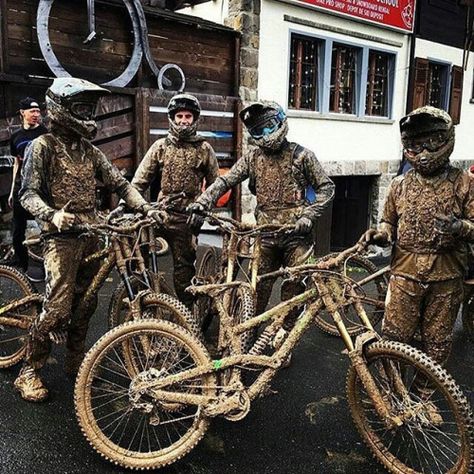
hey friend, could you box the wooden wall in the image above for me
[0,0,241,214]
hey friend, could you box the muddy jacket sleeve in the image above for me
[380,177,401,242]
[19,138,56,222]
[197,154,250,209]
[457,175,474,241]
[204,143,219,187]
[93,148,148,211]
[299,148,335,223]
[131,141,162,196]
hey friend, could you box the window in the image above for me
[409,58,463,124]
[365,51,391,117]
[427,62,450,108]
[330,44,358,114]
[287,33,396,119]
[288,35,319,110]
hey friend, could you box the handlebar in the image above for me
[198,210,295,237]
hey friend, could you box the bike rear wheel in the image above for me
[315,255,387,336]
[0,265,38,367]
[193,246,221,332]
[347,340,474,473]
[108,273,174,329]
[75,319,215,470]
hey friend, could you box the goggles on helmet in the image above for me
[70,102,98,121]
[404,133,447,155]
[247,110,286,139]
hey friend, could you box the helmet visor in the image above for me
[70,102,98,120]
[404,132,448,155]
[248,116,282,139]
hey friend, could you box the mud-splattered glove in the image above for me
[434,214,462,235]
[106,204,125,223]
[294,217,313,235]
[52,208,76,231]
[359,228,390,247]
[146,209,168,226]
[186,202,206,233]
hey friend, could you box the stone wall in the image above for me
[225,0,260,101]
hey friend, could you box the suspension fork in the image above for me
[313,274,403,428]
[112,237,135,301]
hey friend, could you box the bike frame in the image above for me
[141,245,402,427]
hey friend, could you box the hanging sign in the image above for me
[280,0,416,32]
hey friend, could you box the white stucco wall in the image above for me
[181,0,228,23]
[259,1,411,164]
[414,38,474,162]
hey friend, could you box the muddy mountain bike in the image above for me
[194,216,388,337]
[0,211,197,368]
[74,212,474,473]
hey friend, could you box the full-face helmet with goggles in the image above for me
[45,78,110,139]
[400,106,455,176]
[239,101,288,152]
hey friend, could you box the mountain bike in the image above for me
[74,212,474,472]
[0,211,197,368]
[194,222,388,337]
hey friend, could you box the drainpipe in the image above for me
[405,0,420,114]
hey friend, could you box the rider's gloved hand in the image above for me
[146,208,168,226]
[359,228,390,247]
[106,204,125,223]
[52,208,76,231]
[186,202,206,234]
[434,214,462,235]
[294,217,313,235]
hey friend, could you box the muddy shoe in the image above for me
[14,366,48,402]
[64,352,85,377]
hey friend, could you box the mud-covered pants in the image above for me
[383,275,463,365]
[157,215,196,309]
[25,235,101,369]
[256,233,312,324]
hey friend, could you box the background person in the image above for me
[6,98,48,279]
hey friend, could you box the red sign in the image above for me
[283,0,416,32]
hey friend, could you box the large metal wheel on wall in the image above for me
[37,0,185,90]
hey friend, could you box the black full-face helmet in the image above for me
[46,77,109,139]
[400,106,455,176]
[167,93,201,140]
[239,101,288,152]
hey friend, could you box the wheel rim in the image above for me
[0,269,36,366]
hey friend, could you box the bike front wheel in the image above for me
[347,340,474,473]
[75,319,215,470]
[315,254,387,336]
[0,265,38,367]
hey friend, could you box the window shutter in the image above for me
[449,65,463,125]
[409,57,429,111]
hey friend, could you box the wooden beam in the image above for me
[0,0,9,73]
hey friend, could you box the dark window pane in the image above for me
[330,44,357,114]
[365,51,391,116]
[288,35,318,110]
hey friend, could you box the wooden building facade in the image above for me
[0,0,241,214]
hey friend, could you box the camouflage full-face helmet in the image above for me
[239,101,288,152]
[167,93,201,140]
[400,106,455,176]
[45,77,109,140]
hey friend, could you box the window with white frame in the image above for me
[287,32,395,118]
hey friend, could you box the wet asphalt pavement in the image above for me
[0,251,473,474]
